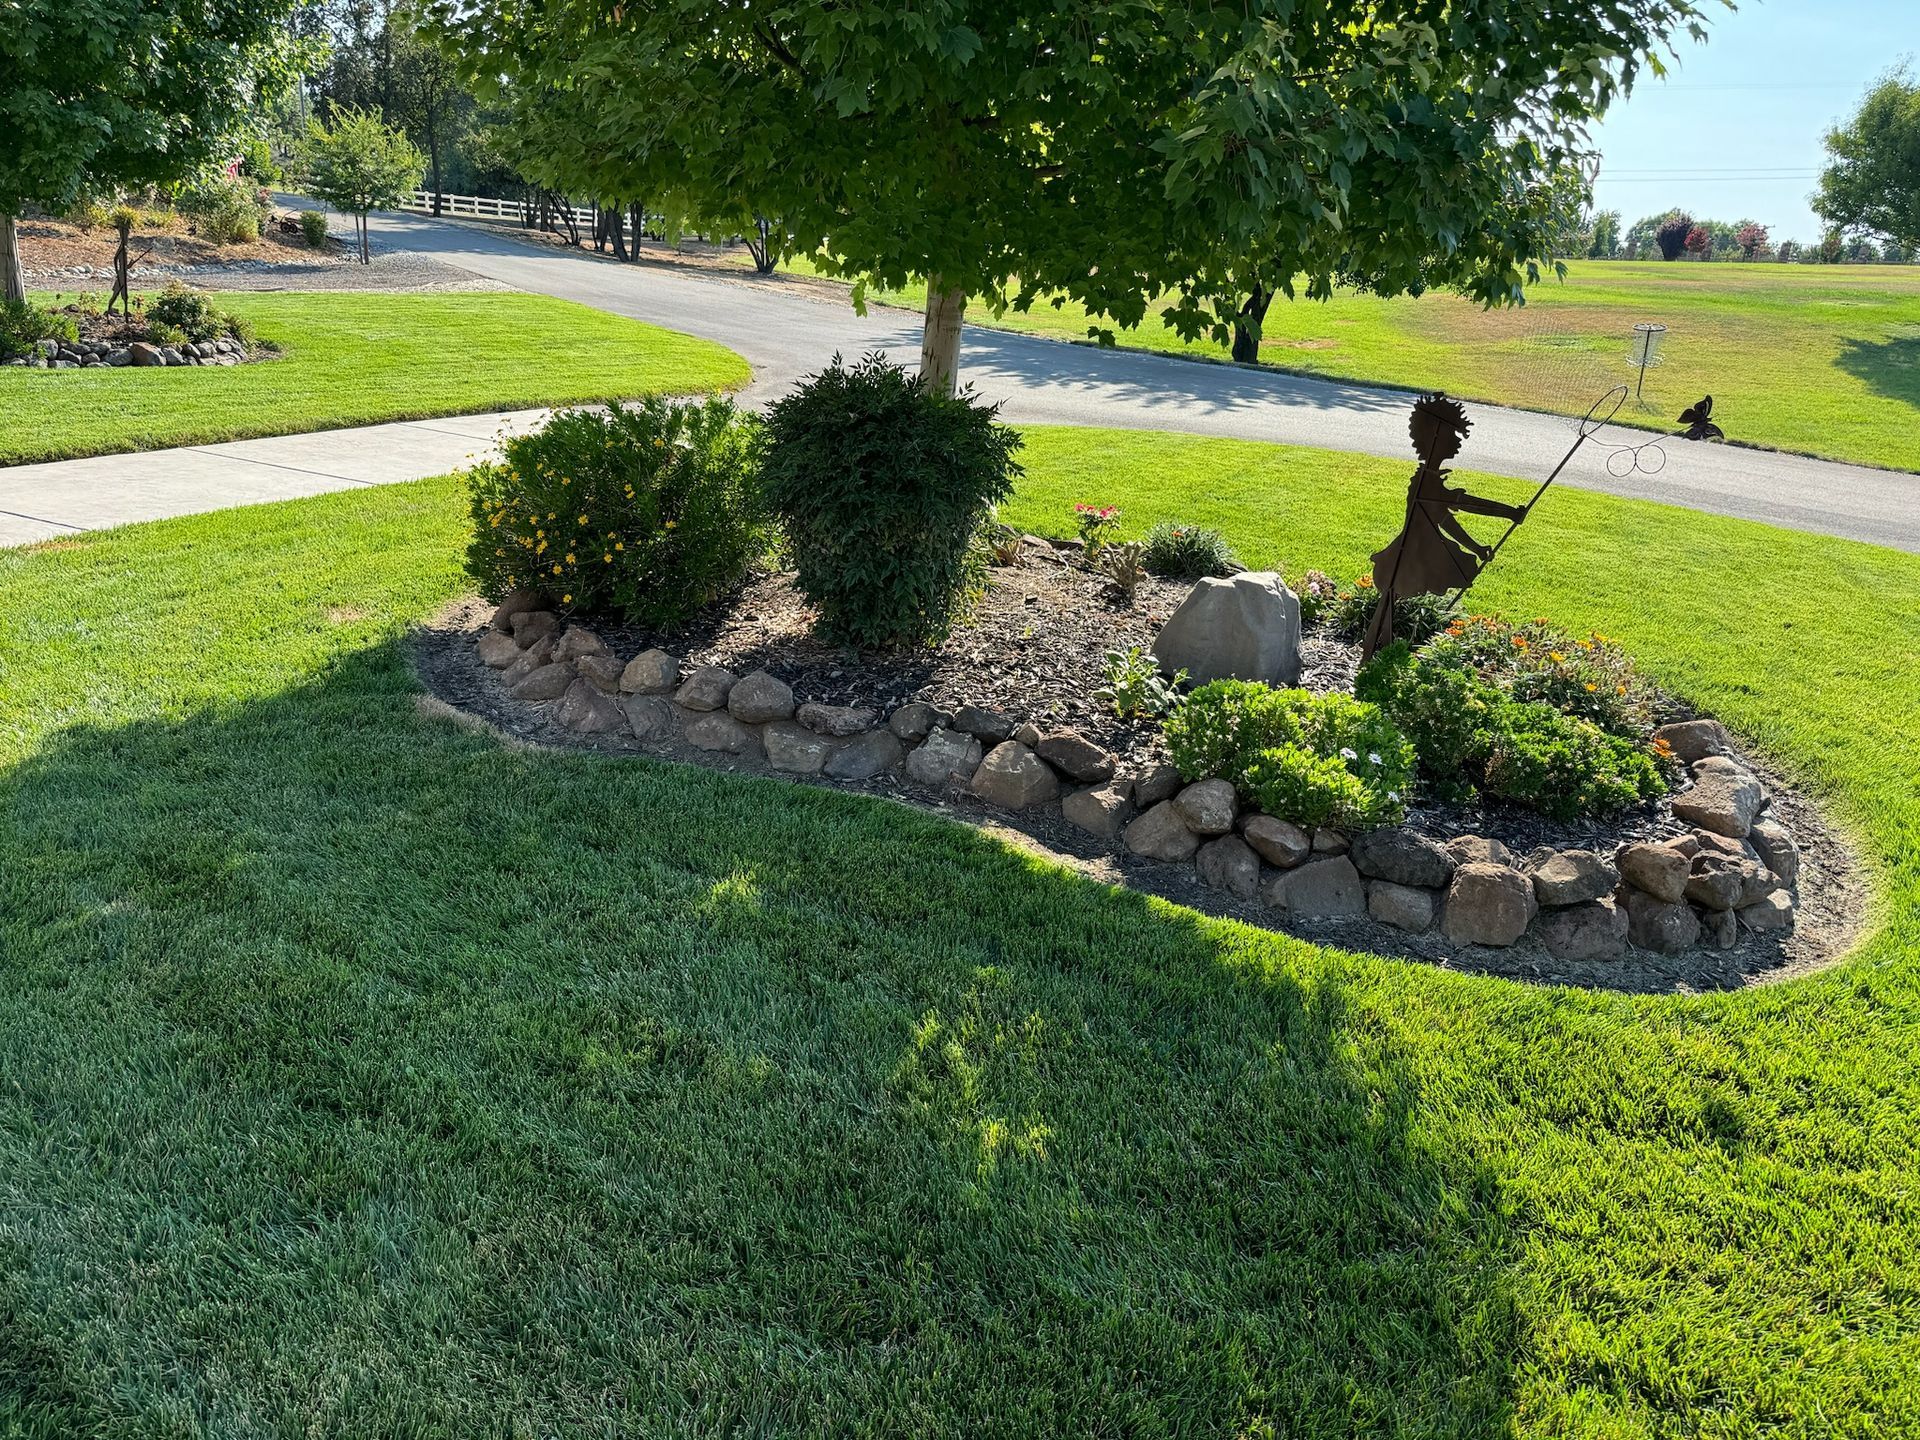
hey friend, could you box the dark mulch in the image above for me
[412,551,1866,996]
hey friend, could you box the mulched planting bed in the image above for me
[414,545,1866,995]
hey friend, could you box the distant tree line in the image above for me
[1557,205,1911,264]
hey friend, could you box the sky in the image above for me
[1586,0,1915,242]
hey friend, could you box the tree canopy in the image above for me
[304,109,427,261]
[0,0,302,300]
[434,0,1723,390]
[1817,69,1920,254]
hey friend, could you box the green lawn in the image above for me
[2,430,1917,1435]
[0,290,749,465]
[780,257,1920,473]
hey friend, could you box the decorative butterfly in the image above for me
[1677,395,1725,442]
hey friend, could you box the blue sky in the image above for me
[1586,0,1914,242]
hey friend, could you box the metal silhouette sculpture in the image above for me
[1678,394,1724,441]
[1359,386,1635,661]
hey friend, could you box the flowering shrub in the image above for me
[1484,702,1667,820]
[1306,571,1451,646]
[1354,641,1501,802]
[146,281,251,345]
[464,396,768,626]
[1419,613,1658,737]
[1073,503,1122,558]
[1140,521,1238,579]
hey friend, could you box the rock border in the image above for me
[3,334,257,369]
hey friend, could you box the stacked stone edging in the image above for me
[4,335,251,369]
[475,596,1802,963]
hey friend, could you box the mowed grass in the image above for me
[780,257,1920,472]
[0,290,749,465]
[2,429,1918,1435]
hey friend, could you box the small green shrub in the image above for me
[147,282,223,341]
[466,396,768,626]
[299,209,330,249]
[1244,744,1391,831]
[179,177,267,244]
[761,353,1022,649]
[1140,521,1239,579]
[1311,574,1453,646]
[1073,502,1123,558]
[148,322,188,348]
[0,300,77,358]
[1421,613,1658,737]
[1098,540,1147,602]
[1484,701,1667,820]
[108,202,142,234]
[1098,647,1185,720]
[65,194,112,230]
[1355,641,1501,801]
[1164,679,1300,783]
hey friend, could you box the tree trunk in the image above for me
[628,202,645,260]
[358,213,371,264]
[1231,281,1272,364]
[919,281,966,397]
[0,213,24,304]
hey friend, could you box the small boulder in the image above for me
[888,701,949,742]
[764,720,835,774]
[1624,889,1702,953]
[1036,729,1116,783]
[129,341,164,366]
[1671,756,1765,838]
[501,637,556,686]
[1442,863,1537,947]
[1446,835,1511,868]
[684,711,762,758]
[1536,898,1629,962]
[1241,815,1311,870]
[1527,849,1618,907]
[510,662,574,702]
[488,587,548,632]
[798,702,877,737]
[1368,881,1436,933]
[623,695,676,742]
[952,704,1014,743]
[1150,571,1301,686]
[576,653,626,694]
[511,610,559,647]
[555,679,625,734]
[1618,842,1691,904]
[1196,835,1261,900]
[1131,762,1182,808]
[971,742,1061,810]
[1263,855,1365,917]
[1748,818,1801,889]
[620,649,680,695]
[1684,853,1777,912]
[1123,801,1200,862]
[476,631,522,669]
[552,625,609,662]
[1171,779,1236,836]
[825,729,905,780]
[1350,828,1455,889]
[1692,829,1761,863]
[905,727,984,789]
[1311,829,1350,856]
[1700,908,1739,950]
[1013,722,1043,748]
[1062,783,1132,839]
[1737,889,1795,934]
[675,665,738,712]
[728,670,796,724]
[1653,718,1731,764]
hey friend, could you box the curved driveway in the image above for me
[372,206,1918,551]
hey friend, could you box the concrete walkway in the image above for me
[0,409,552,546]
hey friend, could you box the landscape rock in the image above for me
[1196,835,1261,900]
[1684,853,1778,912]
[1445,835,1513,868]
[552,625,609,662]
[1062,783,1132,839]
[1618,842,1691,904]
[1013,722,1043,748]
[575,653,626,694]
[764,720,834,774]
[1350,828,1455,889]
[1368,881,1436,933]
[1537,898,1629,962]
[971,742,1061,810]
[684,711,762,758]
[1672,755,1766,838]
[1442,863,1537,947]
[501,637,555,686]
[129,341,164,366]
[1241,815,1311,869]
[1123,801,1200,862]
[952,704,1015,743]
[727,670,796,724]
[1692,830,1761,863]
[622,695,675,742]
[887,702,949,741]
[674,665,738,712]
[1653,718,1731,764]
[1700,908,1739,950]
[1527,849,1618,907]
[905,727,984,789]
[1737,889,1796,933]
[1131,762,1182,807]
[509,662,574,702]
[1263,856,1365,917]
[476,631,522,668]
[1171,779,1236,835]
[1037,729,1117,783]
[1748,818,1801,888]
[488,587,548,632]
[798,702,877,737]
[511,610,559,647]
[555,679,625,734]
[1150,571,1302,686]
[1624,888,1703,953]
[618,649,679,695]
[825,729,904,780]
[1311,829,1350,855]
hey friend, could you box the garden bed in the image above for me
[413,549,1864,995]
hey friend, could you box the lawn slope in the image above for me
[0,431,1916,1436]
[0,290,750,465]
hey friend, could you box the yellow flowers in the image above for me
[664,519,677,530]
[603,553,612,563]
[615,541,624,552]
[565,553,576,564]
[578,515,587,525]
[561,593,572,604]
[551,563,563,575]
[1584,682,1598,692]
[1549,650,1566,664]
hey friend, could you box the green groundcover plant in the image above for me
[465,396,768,627]
[1140,520,1240,579]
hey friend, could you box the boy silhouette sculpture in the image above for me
[1360,393,1526,661]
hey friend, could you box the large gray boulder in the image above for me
[1150,571,1301,686]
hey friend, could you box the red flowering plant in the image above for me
[1072,502,1122,558]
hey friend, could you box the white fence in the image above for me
[401,190,594,227]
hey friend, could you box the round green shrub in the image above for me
[465,396,769,626]
[760,353,1023,649]
[1355,641,1501,801]
[0,300,77,358]
[1140,521,1239,579]
[1483,701,1666,820]
[1244,744,1388,831]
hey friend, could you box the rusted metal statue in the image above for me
[1359,394,1527,660]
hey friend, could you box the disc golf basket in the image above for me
[1628,322,1667,402]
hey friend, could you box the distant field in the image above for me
[773,257,1920,473]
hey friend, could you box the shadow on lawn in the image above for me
[1835,335,1920,411]
[0,645,1524,1435]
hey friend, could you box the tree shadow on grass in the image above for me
[0,644,1523,1437]
[1835,336,1920,410]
